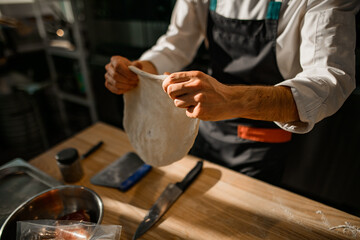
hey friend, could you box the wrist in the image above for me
[226,85,252,119]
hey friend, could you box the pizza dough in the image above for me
[123,66,200,166]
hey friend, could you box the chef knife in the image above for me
[132,160,203,240]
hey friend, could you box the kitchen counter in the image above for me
[30,122,360,239]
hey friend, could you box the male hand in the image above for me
[162,71,234,121]
[104,56,142,95]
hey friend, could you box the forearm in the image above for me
[163,71,300,123]
[228,85,300,123]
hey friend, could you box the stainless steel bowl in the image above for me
[0,185,103,240]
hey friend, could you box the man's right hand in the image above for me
[104,56,142,95]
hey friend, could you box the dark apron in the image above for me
[190,0,291,185]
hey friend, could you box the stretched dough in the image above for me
[124,66,200,166]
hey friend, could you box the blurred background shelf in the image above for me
[34,0,98,131]
[0,0,98,162]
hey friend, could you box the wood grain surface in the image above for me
[30,122,360,240]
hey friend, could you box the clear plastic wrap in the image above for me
[17,220,122,240]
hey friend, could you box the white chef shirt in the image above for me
[140,0,360,133]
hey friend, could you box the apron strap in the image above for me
[209,0,217,11]
[266,0,282,20]
[237,125,292,143]
[210,0,283,18]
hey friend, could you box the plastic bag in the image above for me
[16,220,122,240]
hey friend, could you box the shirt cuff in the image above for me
[274,121,313,134]
[275,81,317,134]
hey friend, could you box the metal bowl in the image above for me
[0,185,103,240]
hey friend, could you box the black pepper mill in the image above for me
[55,148,84,183]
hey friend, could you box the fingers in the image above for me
[162,71,206,118]
[105,80,124,94]
[104,56,139,95]
[132,60,143,69]
[104,71,137,88]
[163,72,206,104]
[185,105,199,118]
[110,56,132,71]
[166,82,190,100]
[105,63,116,78]
[110,56,137,79]
[104,72,137,94]
[162,72,192,93]
[173,94,197,108]
[174,96,199,119]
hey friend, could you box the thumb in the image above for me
[163,72,171,75]
[132,61,143,70]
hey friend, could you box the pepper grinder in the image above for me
[55,147,84,183]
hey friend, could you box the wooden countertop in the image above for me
[30,122,360,240]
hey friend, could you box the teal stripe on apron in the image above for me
[266,1,282,20]
[209,0,217,11]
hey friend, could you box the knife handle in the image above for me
[175,160,203,191]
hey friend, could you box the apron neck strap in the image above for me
[266,0,282,20]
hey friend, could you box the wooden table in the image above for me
[30,122,360,239]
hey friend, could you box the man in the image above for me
[104,0,359,184]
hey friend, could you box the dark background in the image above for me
[0,0,359,218]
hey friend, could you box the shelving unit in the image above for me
[32,0,97,135]
[1,0,98,135]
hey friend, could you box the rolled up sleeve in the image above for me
[276,1,359,133]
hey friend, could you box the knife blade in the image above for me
[132,160,203,240]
